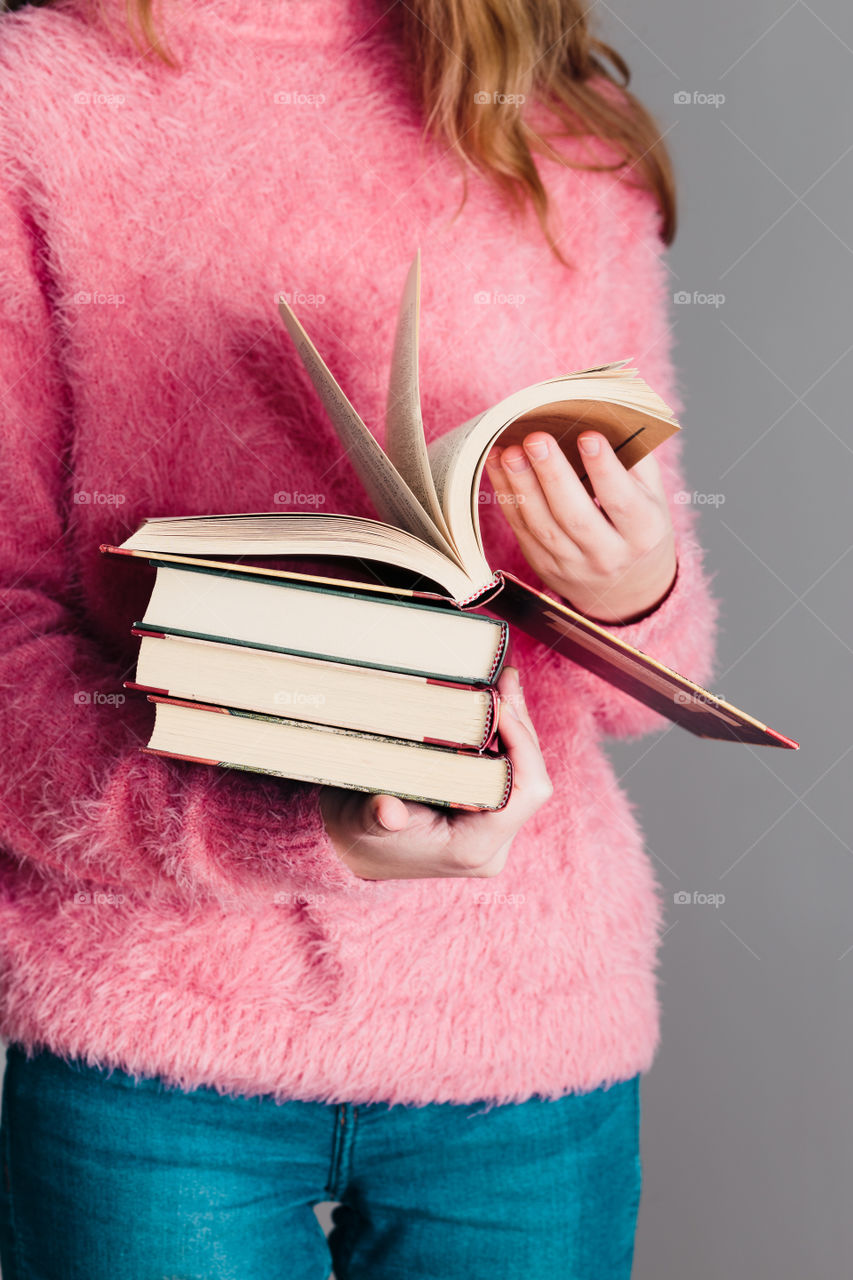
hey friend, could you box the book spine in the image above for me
[452,573,502,609]
[487,622,509,684]
[481,685,498,750]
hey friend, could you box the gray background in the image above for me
[1,1,849,1277]
[602,0,852,1276]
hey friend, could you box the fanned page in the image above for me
[385,248,680,578]
[384,250,455,546]
[276,289,457,561]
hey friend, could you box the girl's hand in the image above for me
[319,667,552,880]
[485,430,678,624]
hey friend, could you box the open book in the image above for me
[115,253,797,749]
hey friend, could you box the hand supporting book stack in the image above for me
[125,559,514,811]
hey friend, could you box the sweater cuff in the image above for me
[587,533,713,661]
[591,558,681,630]
[541,528,720,740]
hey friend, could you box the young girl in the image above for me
[0,0,718,1275]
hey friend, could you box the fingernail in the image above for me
[503,698,520,720]
[578,434,600,457]
[373,802,392,831]
[503,449,529,473]
[486,446,501,467]
[524,438,549,461]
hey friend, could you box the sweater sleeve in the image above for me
[0,188,377,911]
[541,223,721,740]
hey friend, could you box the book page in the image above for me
[426,368,681,575]
[277,293,456,558]
[384,252,455,547]
[119,511,484,601]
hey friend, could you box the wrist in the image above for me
[551,557,679,626]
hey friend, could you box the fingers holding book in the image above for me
[485,431,677,625]
[319,668,553,883]
[485,664,554,831]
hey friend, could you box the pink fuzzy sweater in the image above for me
[0,0,719,1104]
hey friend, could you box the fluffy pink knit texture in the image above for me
[0,0,720,1104]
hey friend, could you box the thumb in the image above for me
[367,793,411,834]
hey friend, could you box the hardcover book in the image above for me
[128,625,500,751]
[143,695,512,812]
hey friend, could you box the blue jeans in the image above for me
[0,1043,641,1279]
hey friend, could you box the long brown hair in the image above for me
[398,0,677,257]
[27,0,677,258]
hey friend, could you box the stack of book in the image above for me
[104,249,797,783]
[122,556,514,811]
